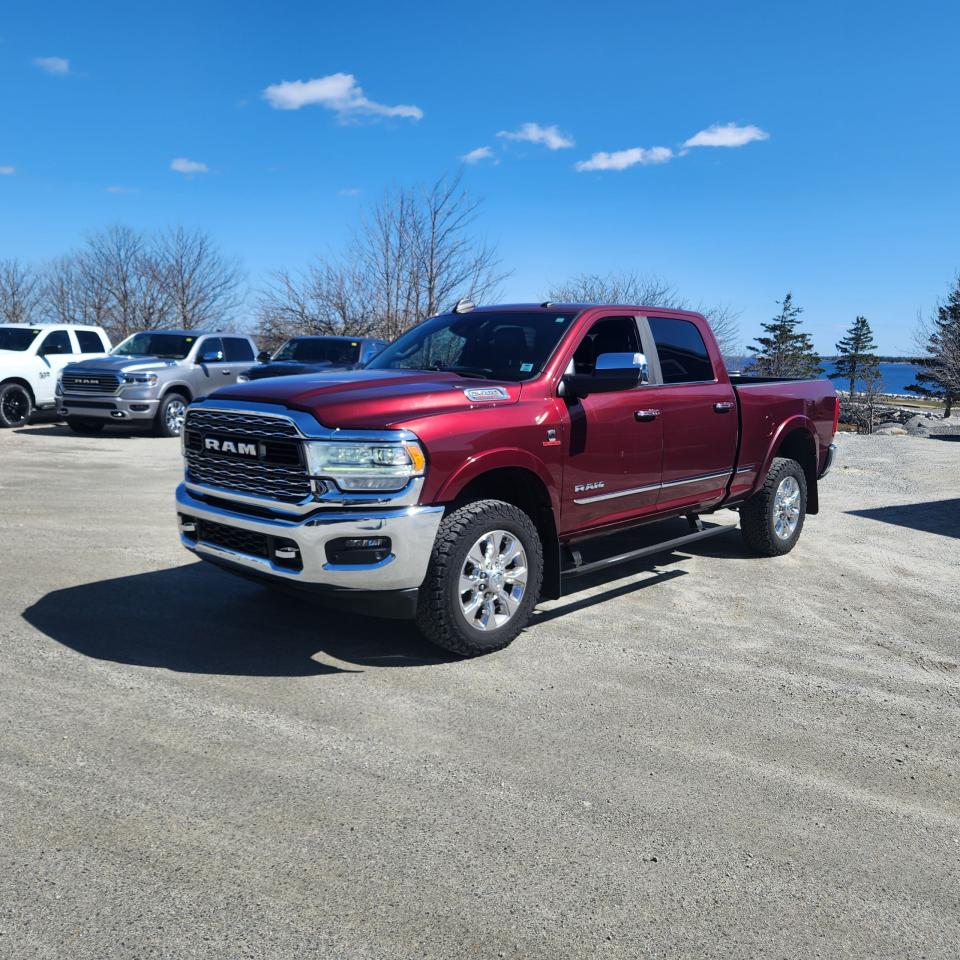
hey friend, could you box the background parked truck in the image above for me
[175,303,839,656]
[0,323,111,428]
[58,329,258,437]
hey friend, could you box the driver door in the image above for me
[559,315,663,535]
[35,330,76,405]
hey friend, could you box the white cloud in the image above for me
[34,56,70,75]
[170,157,209,174]
[461,145,494,164]
[683,123,769,148]
[338,187,362,196]
[575,146,673,172]
[106,185,136,194]
[497,122,574,150]
[0,166,14,175]
[262,72,423,121]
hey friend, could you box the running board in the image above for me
[561,520,735,579]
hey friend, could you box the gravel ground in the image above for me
[0,423,958,959]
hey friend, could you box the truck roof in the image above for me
[129,328,251,338]
[466,303,706,319]
[0,322,107,330]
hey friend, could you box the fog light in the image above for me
[325,536,391,565]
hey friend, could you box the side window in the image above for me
[198,337,224,362]
[572,316,640,375]
[39,330,74,356]
[224,338,254,362]
[75,330,107,354]
[649,317,714,384]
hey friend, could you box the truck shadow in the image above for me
[14,424,152,439]
[847,498,960,540]
[22,562,454,676]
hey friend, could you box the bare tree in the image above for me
[256,263,377,352]
[151,226,244,330]
[0,259,44,325]
[908,275,960,417]
[257,170,508,345]
[547,270,741,359]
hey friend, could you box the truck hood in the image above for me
[64,355,180,374]
[244,360,356,381]
[211,369,521,429]
[0,349,33,367]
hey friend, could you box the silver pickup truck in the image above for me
[58,329,258,437]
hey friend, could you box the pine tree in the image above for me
[746,293,824,378]
[833,315,880,398]
[907,275,960,417]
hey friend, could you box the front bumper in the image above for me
[58,393,160,422]
[176,483,443,597]
[818,442,838,479]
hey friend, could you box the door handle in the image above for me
[221,369,232,375]
[634,409,661,422]
[713,401,735,413]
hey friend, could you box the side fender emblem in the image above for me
[464,386,509,402]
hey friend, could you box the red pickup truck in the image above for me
[176,303,838,655]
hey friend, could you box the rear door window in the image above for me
[649,317,714,384]
[75,330,108,354]
[224,338,255,362]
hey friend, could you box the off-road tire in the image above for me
[0,383,33,428]
[416,499,544,657]
[66,417,105,434]
[740,457,807,556]
[154,393,188,438]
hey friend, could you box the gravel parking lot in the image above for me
[1,423,958,959]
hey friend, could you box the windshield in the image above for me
[272,338,361,365]
[366,310,577,382]
[0,327,42,352]
[112,332,197,360]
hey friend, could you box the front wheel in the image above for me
[739,457,807,556]
[154,393,188,437]
[416,499,544,657]
[0,383,33,428]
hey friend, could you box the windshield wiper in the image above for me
[429,363,493,380]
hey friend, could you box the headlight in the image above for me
[123,373,158,386]
[304,440,427,492]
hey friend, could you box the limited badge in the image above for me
[464,386,509,402]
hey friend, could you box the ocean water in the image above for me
[826,362,924,396]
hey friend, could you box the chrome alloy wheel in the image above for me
[458,530,529,631]
[165,398,187,435]
[773,475,801,540]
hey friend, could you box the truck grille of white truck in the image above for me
[183,409,312,503]
[61,371,121,394]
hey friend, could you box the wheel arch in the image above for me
[441,460,562,600]
[160,381,193,402]
[764,420,820,514]
[0,377,37,403]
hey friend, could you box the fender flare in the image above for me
[434,447,561,513]
[755,414,821,512]
[159,380,194,403]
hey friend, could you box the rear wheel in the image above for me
[416,499,543,657]
[0,383,33,428]
[66,417,105,434]
[740,457,807,556]
[154,393,188,437]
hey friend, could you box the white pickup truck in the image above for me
[0,324,112,428]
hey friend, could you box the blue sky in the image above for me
[1,0,958,353]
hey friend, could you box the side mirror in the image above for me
[199,349,224,363]
[562,352,648,398]
[257,350,272,364]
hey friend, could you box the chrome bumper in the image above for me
[175,483,443,591]
[819,442,838,479]
[58,393,160,422]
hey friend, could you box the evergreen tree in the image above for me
[833,315,880,398]
[907,275,960,417]
[746,293,824,378]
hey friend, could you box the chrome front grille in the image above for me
[183,408,311,503]
[61,370,121,394]
[185,409,300,439]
